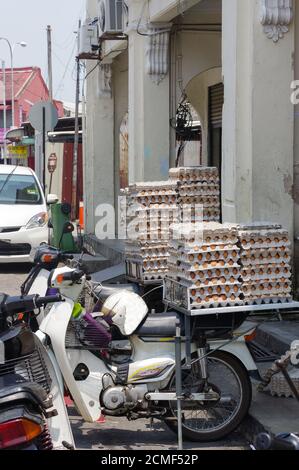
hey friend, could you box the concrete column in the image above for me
[84,63,114,233]
[222,0,295,237]
[128,0,170,183]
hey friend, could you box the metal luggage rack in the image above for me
[125,259,164,286]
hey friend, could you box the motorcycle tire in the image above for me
[164,350,252,442]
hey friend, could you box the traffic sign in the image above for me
[29,101,58,133]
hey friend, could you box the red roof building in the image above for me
[0,66,63,144]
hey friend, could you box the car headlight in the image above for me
[26,212,48,230]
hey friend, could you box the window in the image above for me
[0,174,42,205]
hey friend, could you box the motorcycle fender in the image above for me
[209,340,257,371]
[40,300,103,423]
[34,332,75,450]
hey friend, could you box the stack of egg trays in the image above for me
[125,240,169,281]
[169,167,221,223]
[168,223,244,309]
[123,181,179,283]
[238,225,292,305]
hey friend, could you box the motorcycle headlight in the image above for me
[26,212,48,230]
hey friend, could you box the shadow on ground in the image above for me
[0,263,32,274]
[69,408,248,450]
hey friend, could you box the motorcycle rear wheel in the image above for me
[164,350,252,442]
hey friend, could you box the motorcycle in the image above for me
[28,262,258,444]
[0,293,73,450]
[255,432,299,450]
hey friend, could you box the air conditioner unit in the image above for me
[98,0,124,38]
[79,19,99,58]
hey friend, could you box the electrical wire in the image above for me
[55,37,77,97]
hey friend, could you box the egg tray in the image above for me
[242,281,292,296]
[189,297,244,310]
[169,167,219,183]
[241,265,292,282]
[169,242,240,254]
[240,246,290,256]
[142,259,168,270]
[133,206,180,216]
[126,260,167,284]
[178,196,220,205]
[168,262,240,278]
[269,370,299,398]
[177,277,242,291]
[134,195,178,206]
[170,258,241,272]
[243,294,293,306]
[176,181,220,197]
[127,231,173,241]
[174,249,240,265]
[175,271,241,287]
[239,239,291,250]
[241,252,291,266]
[163,277,244,310]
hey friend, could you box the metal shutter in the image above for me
[209,83,224,128]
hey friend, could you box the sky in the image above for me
[0,0,86,103]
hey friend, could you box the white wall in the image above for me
[45,142,64,200]
[222,0,294,239]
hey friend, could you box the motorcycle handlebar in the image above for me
[3,294,63,317]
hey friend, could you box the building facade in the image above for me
[84,0,299,284]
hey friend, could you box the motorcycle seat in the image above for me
[135,311,183,337]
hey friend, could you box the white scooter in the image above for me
[28,260,258,449]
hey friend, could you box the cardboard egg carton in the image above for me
[241,251,291,266]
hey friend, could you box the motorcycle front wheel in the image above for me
[164,350,252,442]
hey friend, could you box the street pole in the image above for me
[0,39,27,129]
[47,25,53,102]
[42,106,46,190]
[8,43,14,128]
[71,19,81,221]
[2,60,7,162]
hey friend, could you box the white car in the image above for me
[0,165,58,263]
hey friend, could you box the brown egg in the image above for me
[197,253,203,261]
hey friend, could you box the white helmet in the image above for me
[101,290,148,335]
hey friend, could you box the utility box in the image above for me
[51,203,77,252]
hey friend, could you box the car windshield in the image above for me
[0,173,42,205]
